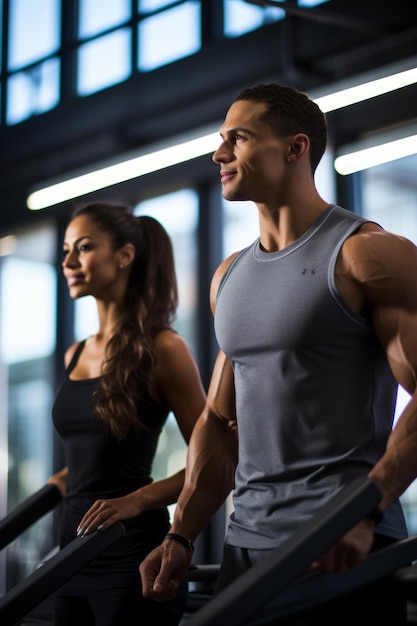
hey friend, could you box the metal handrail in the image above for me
[0,521,125,624]
[0,484,62,550]
[2,476,412,625]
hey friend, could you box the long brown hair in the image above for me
[70,201,178,439]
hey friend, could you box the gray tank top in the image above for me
[215,204,407,549]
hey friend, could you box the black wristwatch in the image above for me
[164,532,195,553]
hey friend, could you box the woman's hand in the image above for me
[77,494,142,536]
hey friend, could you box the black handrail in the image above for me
[0,484,62,550]
[185,476,382,626]
[1,476,411,625]
[252,534,417,624]
[0,521,125,624]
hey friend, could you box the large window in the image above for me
[0,223,57,592]
[138,1,201,72]
[1,0,331,125]
[5,0,60,125]
[223,0,284,37]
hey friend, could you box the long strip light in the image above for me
[313,65,417,113]
[27,126,220,211]
[334,126,417,175]
[313,61,417,175]
[27,59,417,210]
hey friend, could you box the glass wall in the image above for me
[0,222,57,592]
[5,0,60,125]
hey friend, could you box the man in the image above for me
[140,84,417,623]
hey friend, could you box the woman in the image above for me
[48,201,206,625]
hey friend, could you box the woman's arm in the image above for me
[47,466,68,497]
[76,330,206,535]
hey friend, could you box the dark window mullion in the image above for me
[1,0,10,126]
[130,0,137,77]
[201,0,224,44]
[60,0,78,101]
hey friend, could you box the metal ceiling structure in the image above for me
[1,0,417,232]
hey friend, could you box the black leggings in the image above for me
[54,576,188,626]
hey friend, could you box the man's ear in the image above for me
[287,133,310,162]
[117,243,135,269]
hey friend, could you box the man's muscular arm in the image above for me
[140,349,238,600]
[367,233,417,509]
[316,226,417,572]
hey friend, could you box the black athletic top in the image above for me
[52,339,172,594]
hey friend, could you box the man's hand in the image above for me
[140,540,192,601]
[310,518,375,572]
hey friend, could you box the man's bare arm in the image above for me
[140,349,238,599]
[316,227,417,572]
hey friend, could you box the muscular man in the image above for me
[140,83,417,624]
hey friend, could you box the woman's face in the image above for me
[62,215,123,300]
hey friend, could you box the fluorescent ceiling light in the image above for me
[314,58,417,174]
[26,57,417,210]
[27,126,220,210]
[314,66,417,112]
[334,127,417,176]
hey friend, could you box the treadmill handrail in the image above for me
[253,533,417,624]
[0,484,62,550]
[0,521,125,624]
[186,476,382,626]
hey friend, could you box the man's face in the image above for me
[212,100,290,204]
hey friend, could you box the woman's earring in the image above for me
[119,264,124,269]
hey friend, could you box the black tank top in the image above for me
[52,339,172,594]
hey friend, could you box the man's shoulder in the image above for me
[210,251,244,313]
[342,223,417,282]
